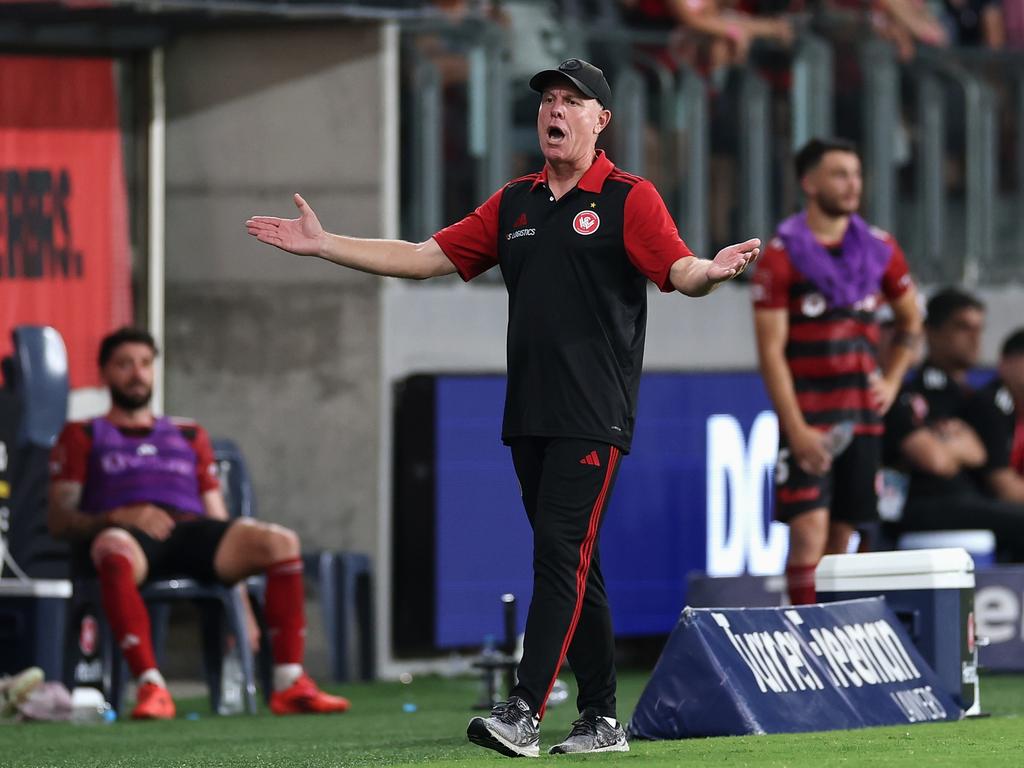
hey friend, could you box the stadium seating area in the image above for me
[401,0,1024,288]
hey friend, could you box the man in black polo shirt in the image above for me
[246,58,759,758]
[884,289,1024,560]
[965,329,1024,504]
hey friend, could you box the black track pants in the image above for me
[507,437,622,720]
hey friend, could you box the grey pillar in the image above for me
[675,66,709,258]
[792,32,834,149]
[738,68,772,241]
[860,39,898,232]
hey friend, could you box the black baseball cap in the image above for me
[529,58,612,108]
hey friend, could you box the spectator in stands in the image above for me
[878,0,949,54]
[940,0,1005,47]
[822,0,947,61]
[409,1,506,223]
[47,328,350,720]
[622,0,796,249]
[621,0,795,74]
[884,290,1024,560]
[753,138,922,605]
[965,328,1024,501]
[1006,0,1024,48]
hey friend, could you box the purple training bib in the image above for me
[80,416,205,516]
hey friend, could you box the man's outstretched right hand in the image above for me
[246,193,325,257]
[108,504,176,541]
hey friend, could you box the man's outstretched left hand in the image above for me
[708,238,761,284]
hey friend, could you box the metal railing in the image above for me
[400,12,1024,285]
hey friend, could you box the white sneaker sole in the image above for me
[549,740,630,755]
[467,716,540,758]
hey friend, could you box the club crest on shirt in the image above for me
[801,292,827,317]
[996,386,1014,415]
[923,367,947,390]
[572,210,600,236]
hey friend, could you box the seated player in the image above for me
[884,290,1024,560]
[965,328,1024,503]
[48,328,350,719]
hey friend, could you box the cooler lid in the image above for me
[816,548,975,580]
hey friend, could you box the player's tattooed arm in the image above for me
[47,480,109,540]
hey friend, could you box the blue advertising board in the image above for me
[628,597,961,739]
[975,566,1024,671]
[434,372,783,648]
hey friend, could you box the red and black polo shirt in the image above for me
[752,230,913,435]
[432,150,693,452]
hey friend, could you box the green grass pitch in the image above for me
[1,672,1021,767]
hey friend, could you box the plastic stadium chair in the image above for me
[312,551,375,683]
[3,325,71,579]
[10,326,69,449]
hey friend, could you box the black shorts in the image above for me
[72,517,236,584]
[773,433,881,525]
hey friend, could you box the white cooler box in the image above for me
[816,548,979,715]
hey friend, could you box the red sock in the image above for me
[265,558,305,665]
[98,553,157,678]
[786,563,817,605]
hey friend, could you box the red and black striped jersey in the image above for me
[752,229,913,433]
[51,416,220,493]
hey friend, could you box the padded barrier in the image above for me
[628,597,960,740]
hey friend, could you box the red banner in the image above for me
[0,55,133,388]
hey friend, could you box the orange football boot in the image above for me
[132,682,176,720]
[270,673,350,715]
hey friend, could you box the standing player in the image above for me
[752,138,922,605]
[247,58,759,757]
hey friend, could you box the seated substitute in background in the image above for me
[883,290,1024,561]
[965,328,1024,503]
[47,328,349,719]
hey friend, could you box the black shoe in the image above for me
[548,711,629,754]
[467,696,540,758]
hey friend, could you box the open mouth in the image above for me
[547,126,566,142]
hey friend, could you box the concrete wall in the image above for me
[382,281,1024,377]
[162,24,390,556]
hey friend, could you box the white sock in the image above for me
[602,716,618,727]
[138,668,166,688]
[273,664,303,692]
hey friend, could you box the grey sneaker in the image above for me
[549,711,629,754]
[467,696,540,758]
